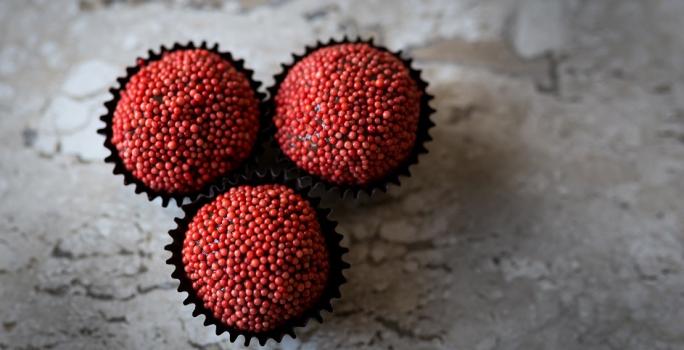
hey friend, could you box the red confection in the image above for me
[182,184,329,333]
[111,49,260,194]
[274,43,422,185]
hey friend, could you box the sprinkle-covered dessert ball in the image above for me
[182,184,329,332]
[111,49,260,194]
[274,43,422,185]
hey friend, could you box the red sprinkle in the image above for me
[181,184,329,333]
[274,43,422,185]
[111,49,260,194]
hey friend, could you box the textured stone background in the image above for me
[1,0,684,349]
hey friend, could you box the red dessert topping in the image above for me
[111,49,260,194]
[182,184,329,332]
[274,43,421,185]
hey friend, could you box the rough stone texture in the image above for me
[1,0,684,349]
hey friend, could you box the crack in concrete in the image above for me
[2,321,17,332]
[136,281,176,295]
[303,3,338,21]
[21,127,37,147]
[374,315,443,343]
[98,311,127,324]
[537,52,561,95]
[51,242,138,260]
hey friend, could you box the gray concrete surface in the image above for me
[1,0,684,349]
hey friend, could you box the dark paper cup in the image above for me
[98,41,267,207]
[265,37,436,200]
[165,169,349,345]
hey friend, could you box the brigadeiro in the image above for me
[269,37,434,198]
[166,171,348,345]
[99,42,264,206]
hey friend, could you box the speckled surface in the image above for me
[1,0,684,349]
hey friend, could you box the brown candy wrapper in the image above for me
[97,41,267,207]
[165,169,349,345]
[265,36,436,200]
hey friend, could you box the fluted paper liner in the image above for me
[165,169,349,345]
[97,41,268,207]
[265,37,436,200]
